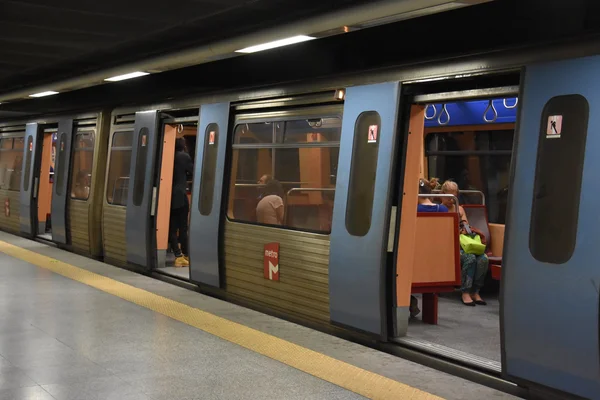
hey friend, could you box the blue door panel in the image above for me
[19,123,39,236]
[329,82,400,337]
[503,56,600,399]
[125,110,160,269]
[189,102,230,287]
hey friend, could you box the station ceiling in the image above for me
[0,0,374,95]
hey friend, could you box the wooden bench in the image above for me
[411,212,461,324]
[462,205,504,281]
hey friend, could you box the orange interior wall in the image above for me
[37,133,53,224]
[156,125,177,251]
[395,105,425,308]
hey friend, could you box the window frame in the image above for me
[105,130,134,206]
[227,105,342,235]
[0,135,25,192]
[69,130,96,201]
[423,126,515,224]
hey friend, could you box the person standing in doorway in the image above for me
[170,137,193,267]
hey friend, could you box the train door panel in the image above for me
[189,103,229,287]
[19,123,40,236]
[503,58,600,399]
[155,124,177,269]
[125,110,160,269]
[329,82,400,337]
[51,118,74,244]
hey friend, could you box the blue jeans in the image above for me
[460,250,489,293]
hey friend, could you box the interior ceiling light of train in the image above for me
[0,0,491,105]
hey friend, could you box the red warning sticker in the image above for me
[368,125,378,143]
[546,115,563,139]
[209,131,215,145]
[141,134,147,147]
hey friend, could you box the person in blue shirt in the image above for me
[417,177,448,212]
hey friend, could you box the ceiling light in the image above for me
[29,91,59,98]
[235,35,316,54]
[104,71,150,82]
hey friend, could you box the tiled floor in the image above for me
[0,231,519,400]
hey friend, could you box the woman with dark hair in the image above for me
[417,178,448,212]
[256,175,284,225]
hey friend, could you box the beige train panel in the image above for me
[0,190,20,233]
[224,221,331,324]
[225,278,329,320]
[224,230,330,260]
[102,205,127,264]
[68,200,90,254]
[226,222,331,248]
[225,251,329,285]
[226,262,329,300]
[226,283,330,323]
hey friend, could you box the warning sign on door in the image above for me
[368,125,378,143]
[209,131,215,145]
[546,115,563,139]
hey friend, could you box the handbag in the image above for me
[459,222,486,255]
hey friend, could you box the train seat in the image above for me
[462,205,503,280]
[411,212,461,325]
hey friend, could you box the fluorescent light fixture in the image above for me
[29,91,59,98]
[104,71,150,82]
[235,35,315,54]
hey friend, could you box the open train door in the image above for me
[329,82,400,338]
[19,123,41,236]
[125,110,160,270]
[189,103,229,287]
[503,57,600,399]
[50,118,74,244]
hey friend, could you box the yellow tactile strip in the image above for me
[0,240,443,400]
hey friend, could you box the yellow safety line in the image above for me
[0,240,443,400]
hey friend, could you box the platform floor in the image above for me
[0,231,519,400]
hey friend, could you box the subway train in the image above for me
[0,37,599,400]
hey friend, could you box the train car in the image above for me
[0,112,111,258]
[1,41,600,400]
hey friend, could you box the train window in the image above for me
[198,124,218,216]
[426,130,514,224]
[345,111,380,237]
[106,131,133,206]
[13,138,24,150]
[132,128,149,207]
[0,139,12,149]
[70,132,95,200]
[23,136,33,192]
[227,116,341,233]
[0,137,23,191]
[55,133,67,196]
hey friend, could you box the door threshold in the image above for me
[392,336,501,374]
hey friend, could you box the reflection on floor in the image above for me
[408,291,500,363]
[37,233,52,241]
[156,252,190,280]
[157,266,190,280]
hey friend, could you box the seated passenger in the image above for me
[417,178,447,212]
[441,180,488,306]
[256,176,284,226]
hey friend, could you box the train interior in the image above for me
[35,128,57,240]
[155,117,197,280]
[399,95,517,370]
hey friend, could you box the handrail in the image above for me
[418,194,459,214]
[459,190,486,205]
[503,97,518,109]
[432,189,485,205]
[286,187,335,196]
[437,103,450,125]
[483,99,498,123]
[424,104,437,120]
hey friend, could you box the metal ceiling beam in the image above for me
[0,0,491,102]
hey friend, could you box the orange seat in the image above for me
[411,212,461,324]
